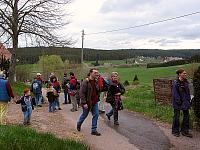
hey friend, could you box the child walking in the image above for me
[46,83,56,112]
[16,88,35,125]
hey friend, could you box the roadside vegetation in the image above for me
[0,125,89,150]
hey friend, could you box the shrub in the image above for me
[193,66,200,119]
[133,75,139,81]
[123,80,130,86]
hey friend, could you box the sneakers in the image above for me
[114,121,119,125]
[91,131,101,136]
[71,108,78,112]
[58,108,62,110]
[77,124,81,131]
[172,133,180,137]
[181,132,193,138]
[106,114,111,120]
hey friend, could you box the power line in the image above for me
[85,11,200,36]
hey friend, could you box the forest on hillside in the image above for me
[9,47,200,64]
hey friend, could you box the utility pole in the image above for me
[81,30,84,64]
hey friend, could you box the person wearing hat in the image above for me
[30,73,43,106]
[0,71,15,125]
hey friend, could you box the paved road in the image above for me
[57,90,171,150]
[102,106,171,150]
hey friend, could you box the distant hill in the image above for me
[8,47,200,64]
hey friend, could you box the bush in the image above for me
[123,80,130,86]
[133,75,139,81]
[193,66,200,119]
[147,59,190,68]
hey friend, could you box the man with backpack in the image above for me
[30,73,43,107]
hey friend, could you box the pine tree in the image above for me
[133,75,139,81]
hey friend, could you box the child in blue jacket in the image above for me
[16,88,35,125]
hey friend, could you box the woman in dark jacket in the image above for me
[172,69,192,138]
[52,76,62,110]
[106,72,125,125]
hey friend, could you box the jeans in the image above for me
[23,106,32,123]
[107,104,118,122]
[172,109,190,134]
[77,102,99,132]
[55,97,60,108]
[64,90,70,103]
[49,101,55,112]
[34,93,42,106]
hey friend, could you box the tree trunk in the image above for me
[9,0,19,81]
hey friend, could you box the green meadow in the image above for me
[98,63,199,84]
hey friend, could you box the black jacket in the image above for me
[106,81,125,104]
[16,96,35,112]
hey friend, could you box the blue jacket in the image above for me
[0,78,10,102]
[30,79,42,94]
[172,79,191,110]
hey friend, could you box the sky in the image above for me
[65,0,200,50]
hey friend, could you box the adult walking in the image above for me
[52,76,62,110]
[62,73,71,104]
[77,68,101,136]
[30,73,42,107]
[172,69,193,138]
[106,72,125,125]
[0,71,15,125]
[68,72,78,112]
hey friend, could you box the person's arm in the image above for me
[57,82,61,93]
[6,81,14,98]
[79,80,88,104]
[120,83,125,95]
[16,97,23,104]
[172,81,182,105]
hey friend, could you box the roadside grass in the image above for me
[123,85,195,126]
[0,125,89,150]
[11,82,29,96]
[123,85,173,123]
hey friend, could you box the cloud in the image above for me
[67,0,200,49]
[100,0,160,13]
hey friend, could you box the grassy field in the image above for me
[98,63,199,84]
[123,85,174,123]
[0,125,89,150]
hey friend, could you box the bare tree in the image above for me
[0,0,73,80]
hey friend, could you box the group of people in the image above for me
[0,68,194,138]
[77,69,125,135]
